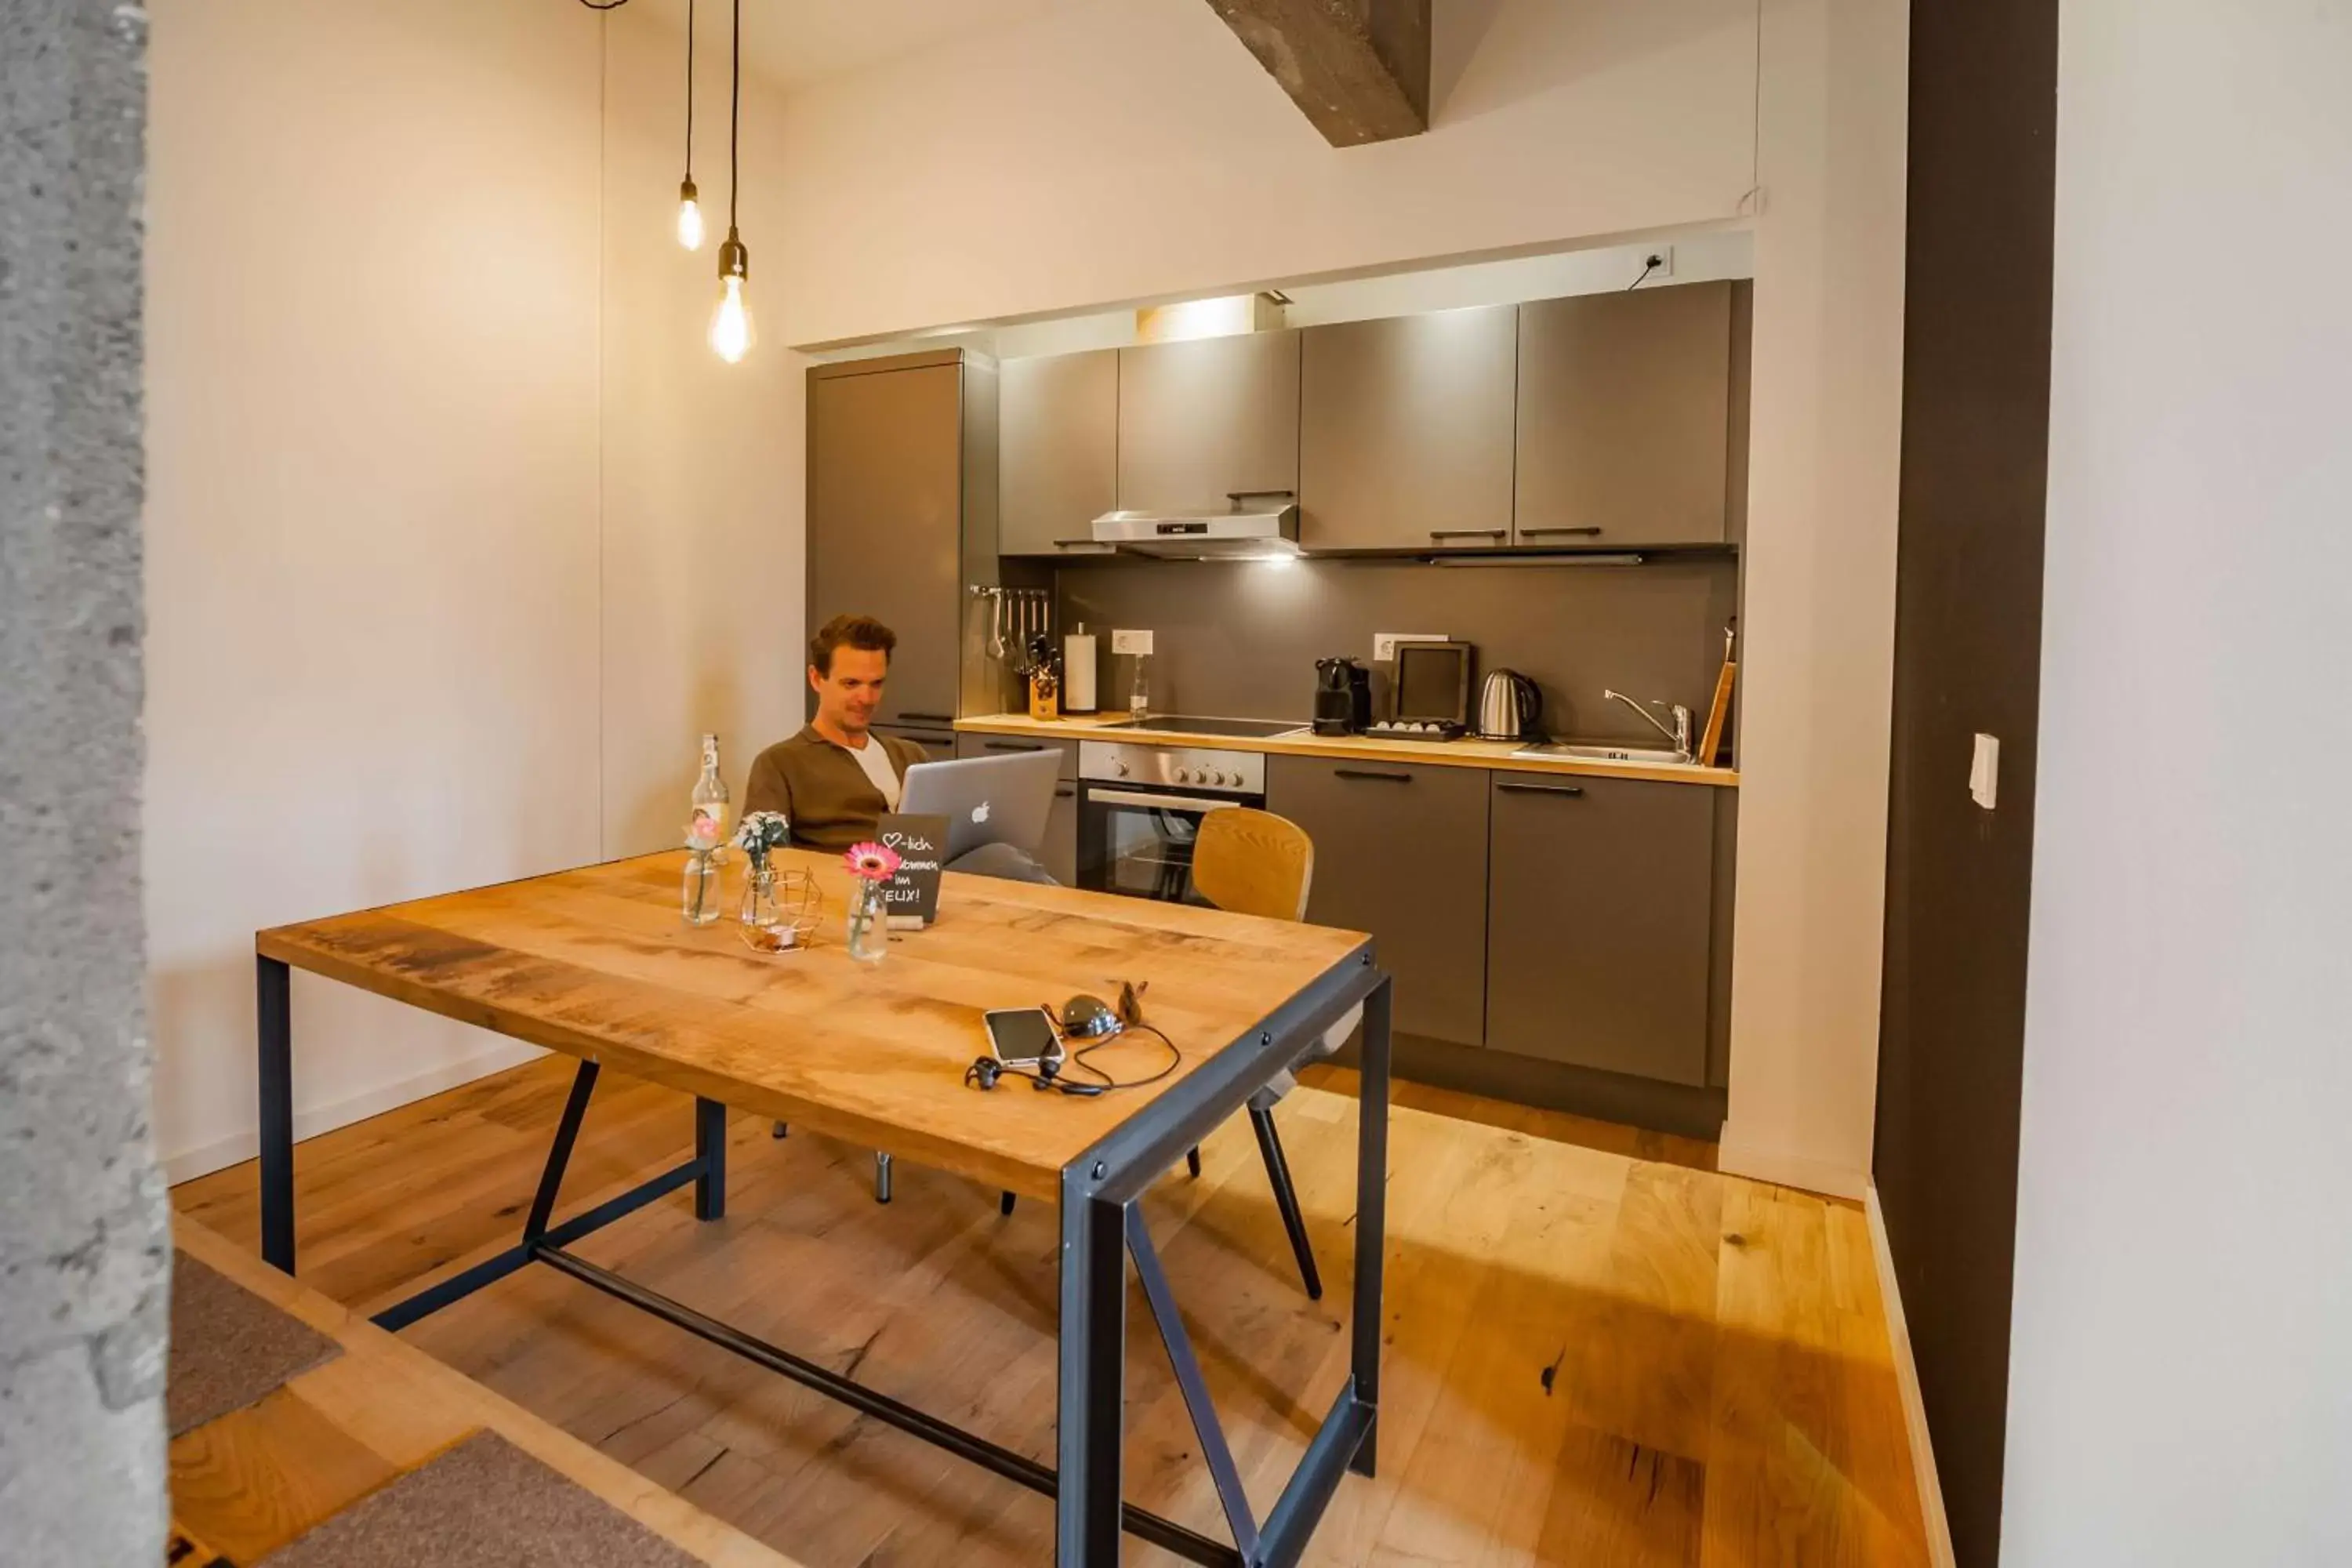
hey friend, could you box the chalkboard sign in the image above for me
[876,813,949,927]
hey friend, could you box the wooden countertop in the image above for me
[953,713,1740,788]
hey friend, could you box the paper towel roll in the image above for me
[1064,625,1097,713]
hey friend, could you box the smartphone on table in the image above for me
[983,1007,1062,1069]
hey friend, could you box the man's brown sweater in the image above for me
[742,725,929,850]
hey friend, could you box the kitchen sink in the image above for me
[1508,742,1696,766]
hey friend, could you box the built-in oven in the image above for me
[1074,740,1267,905]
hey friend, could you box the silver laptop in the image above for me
[898,749,1061,862]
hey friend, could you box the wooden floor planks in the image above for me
[174,1055,1926,1567]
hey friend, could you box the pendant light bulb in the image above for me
[709,232,753,364]
[676,180,704,251]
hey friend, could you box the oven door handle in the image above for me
[1083,787,1245,814]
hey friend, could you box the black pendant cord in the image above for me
[683,0,695,182]
[727,0,742,233]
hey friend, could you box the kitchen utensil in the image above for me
[1697,622,1736,767]
[1474,668,1543,742]
[1313,656,1372,735]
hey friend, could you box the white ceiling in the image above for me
[729,0,1075,92]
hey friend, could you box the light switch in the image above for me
[1969,733,2000,810]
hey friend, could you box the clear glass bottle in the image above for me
[691,733,730,864]
[1128,652,1150,720]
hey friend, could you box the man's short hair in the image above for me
[808,613,897,676]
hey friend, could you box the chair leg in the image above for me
[1186,1145,1202,1178]
[874,1151,893,1204]
[1000,1191,1016,1217]
[771,1120,787,1139]
[1248,1105,1322,1301]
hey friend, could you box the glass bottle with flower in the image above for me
[842,840,902,964]
[681,810,725,927]
[735,811,794,949]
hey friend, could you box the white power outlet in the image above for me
[1635,245,1675,285]
[1374,633,1446,662]
[1111,629,1153,656]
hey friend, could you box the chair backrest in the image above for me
[1192,808,1315,923]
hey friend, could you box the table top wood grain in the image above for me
[258,851,1370,1200]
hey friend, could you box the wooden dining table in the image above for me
[253,848,1393,1568]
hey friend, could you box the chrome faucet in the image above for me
[1602,689,1693,763]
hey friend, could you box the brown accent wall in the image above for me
[1874,0,2058,1561]
[1054,554,1737,746]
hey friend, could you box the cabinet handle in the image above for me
[985,740,1046,752]
[896,712,955,724]
[1428,528,1508,541]
[1054,784,1076,798]
[1520,526,1604,538]
[1226,489,1297,504]
[1497,782,1585,797]
[1051,539,1102,547]
[1334,768,1412,783]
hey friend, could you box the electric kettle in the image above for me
[1474,669,1542,742]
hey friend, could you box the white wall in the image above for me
[2005,2,2352,1561]
[146,0,604,1178]
[598,1,808,856]
[146,0,804,1181]
[1716,0,1910,1199]
[768,0,1762,346]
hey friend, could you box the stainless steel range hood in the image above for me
[1090,494,1300,559]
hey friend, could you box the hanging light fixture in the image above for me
[707,0,754,362]
[675,0,702,249]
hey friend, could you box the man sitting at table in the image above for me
[744,612,1055,884]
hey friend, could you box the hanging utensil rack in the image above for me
[971,585,1051,664]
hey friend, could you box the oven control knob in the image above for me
[1112,759,1130,777]
[1214,770,1235,788]
[1174,766,1195,784]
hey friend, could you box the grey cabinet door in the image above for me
[954,735,1078,883]
[1515,282,1733,546]
[1266,756,1487,1047]
[1485,772,1715,1083]
[1000,350,1118,555]
[1299,306,1518,551]
[808,362,964,725]
[1116,330,1301,511]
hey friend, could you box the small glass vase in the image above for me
[681,848,724,927]
[845,877,889,964]
[739,859,793,953]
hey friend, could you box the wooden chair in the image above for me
[1185,806,1358,1301]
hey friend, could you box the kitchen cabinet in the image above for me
[1000,349,1118,555]
[1485,771,1715,1084]
[954,734,1077,885]
[1116,330,1301,513]
[808,351,979,729]
[1515,281,1734,547]
[1299,306,1518,552]
[1266,755,1488,1047]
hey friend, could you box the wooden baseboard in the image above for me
[1867,1182,1959,1568]
[162,1040,546,1185]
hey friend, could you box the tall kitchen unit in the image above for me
[806,348,1000,757]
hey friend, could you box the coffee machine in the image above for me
[1313,656,1373,735]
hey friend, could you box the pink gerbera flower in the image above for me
[845,841,902,881]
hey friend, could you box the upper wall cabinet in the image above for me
[1515,281,1735,546]
[1000,349,1118,555]
[1299,305,1519,551]
[1116,329,1301,512]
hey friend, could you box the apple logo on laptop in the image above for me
[971,800,991,826]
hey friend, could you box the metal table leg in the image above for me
[1055,1171,1128,1565]
[695,1096,728,1220]
[257,955,295,1274]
